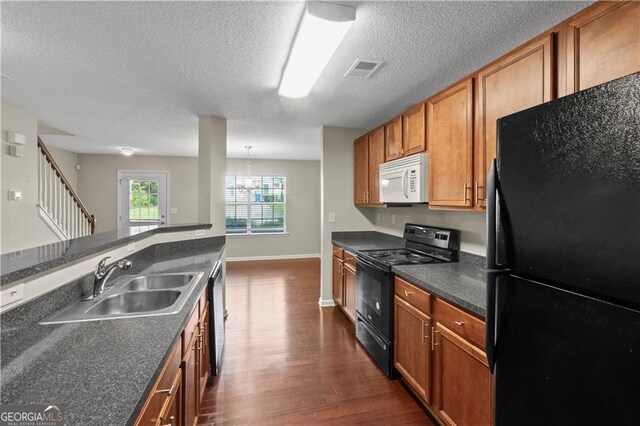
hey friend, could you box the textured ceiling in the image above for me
[1,1,592,160]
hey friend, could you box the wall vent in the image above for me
[344,59,383,79]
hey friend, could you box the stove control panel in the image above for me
[404,224,460,251]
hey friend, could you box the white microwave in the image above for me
[379,153,428,204]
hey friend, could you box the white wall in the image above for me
[77,154,199,233]
[198,116,226,235]
[47,146,78,191]
[372,206,486,255]
[320,126,375,304]
[226,158,321,259]
[1,103,58,253]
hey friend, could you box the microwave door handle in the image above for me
[401,168,409,198]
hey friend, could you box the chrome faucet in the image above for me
[90,256,132,299]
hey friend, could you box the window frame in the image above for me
[225,174,287,235]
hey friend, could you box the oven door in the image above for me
[356,256,394,341]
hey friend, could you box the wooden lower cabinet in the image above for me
[433,324,492,426]
[332,255,344,306]
[394,296,432,404]
[342,263,357,322]
[394,277,492,426]
[136,287,212,426]
[332,246,356,324]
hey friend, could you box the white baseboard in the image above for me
[227,253,320,262]
[318,297,337,307]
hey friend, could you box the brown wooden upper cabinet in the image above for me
[385,116,403,161]
[564,1,640,95]
[427,78,474,209]
[368,126,385,206]
[474,34,554,208]
[354,128,385,207]
[353,134,369,205]
[402,103,427,156]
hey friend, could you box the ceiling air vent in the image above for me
[344,59,383,79]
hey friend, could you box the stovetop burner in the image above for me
[360,248,447,267]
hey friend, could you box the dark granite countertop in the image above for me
[331,231,405,252]
[393,252,487,318]
[1,223,212,286]
[0,236,225,425]
[331,231,487,318]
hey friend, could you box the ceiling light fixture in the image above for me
[278,2,356,99]
[121,147,134,156]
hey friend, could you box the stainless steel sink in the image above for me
[121,274,195,291]
[87,290,181,315]
[40,272,204,324]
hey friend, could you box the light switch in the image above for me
[1,283,24,307]
[328,212,336,223]
[170,207,178,214]
[8,190,22,201]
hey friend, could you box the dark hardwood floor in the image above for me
[198,258,433,425]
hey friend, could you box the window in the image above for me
[225,175,286,234]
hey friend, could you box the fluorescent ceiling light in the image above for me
[121,147,134,156]
[279,2,356,99]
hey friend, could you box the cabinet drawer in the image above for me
[332,246,344,259]
[434,298,485,350]
[135,339,182,426]
[344,251,356,268]
[395,277,431,314]
[182,303,200,356]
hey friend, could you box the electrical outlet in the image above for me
[195,229,206,237]
[391,214,396,225]
[127,242,135,252]
[328,212,336,223]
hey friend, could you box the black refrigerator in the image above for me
[486,72,640,425]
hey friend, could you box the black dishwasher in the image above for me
[208,260,224,376]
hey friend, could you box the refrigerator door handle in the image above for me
[486,159,498,269]
[486,270,497,374]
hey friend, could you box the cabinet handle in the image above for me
[156,384,174,396]
[454,320,465,327]
[404,290,412,297]
[197,328,204,351]
[162,415,175,426]
[423,322,429,343]
[477,184,485,202]
[464,183,471,204]
[431,327,439,351]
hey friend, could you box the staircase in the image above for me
[37,137,96,239]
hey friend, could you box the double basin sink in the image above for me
[40,272,204,325]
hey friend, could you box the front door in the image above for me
[118,171,168,229]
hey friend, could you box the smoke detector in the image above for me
[344,59,383,79]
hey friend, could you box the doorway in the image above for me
[117,171,169,229]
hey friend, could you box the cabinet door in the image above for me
[433,323,492,426]
[332,256,344,305]
[427,78,474,208]
[182,334,198,426]
[354,135,369,205]
[385,116,403,161]
[159,371,183,426]
[402,103,427,156]
[368,126,385,206]
[198,306,210,407]
[566,1,640,95]
[475,34,553,208]
[394,296,432,404]
[342,264,356,323]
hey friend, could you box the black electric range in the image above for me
[355,224,459,378]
